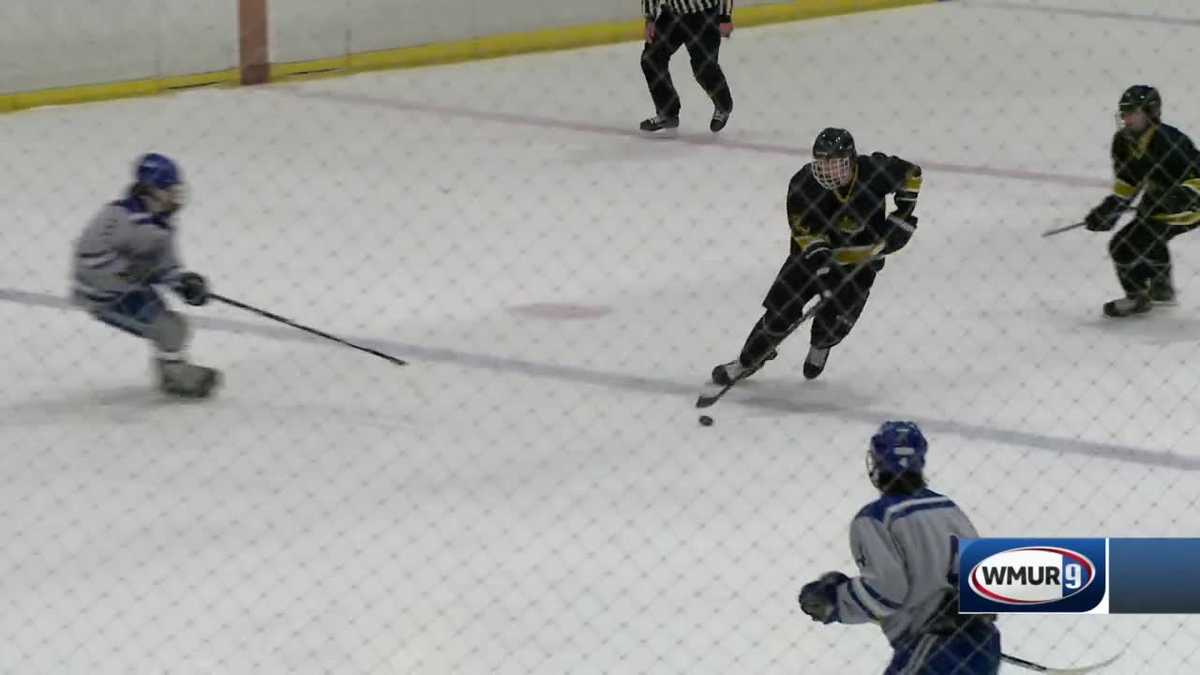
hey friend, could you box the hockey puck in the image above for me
[698,415,714,427]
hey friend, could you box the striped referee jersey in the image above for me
[642,0,734,20]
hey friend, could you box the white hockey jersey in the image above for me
[833,488,979,646]
[72,196,183,305]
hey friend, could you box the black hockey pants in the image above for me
[737,254,879,367]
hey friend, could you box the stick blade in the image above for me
[696,381,734,409]
[1051,652,1123,674]
[1003,651,1123,674]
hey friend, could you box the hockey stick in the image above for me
[695,296,827,409]
[1041,221,1088,237]
[210,293,408,367]
[1042,205,1136,237]
[1001,651,1122,674]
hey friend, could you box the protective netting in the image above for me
[2,1,1200,673]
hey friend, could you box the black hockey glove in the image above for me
[800,243,842,300]
[177,272,209,306]
[882,212,918,255]
[799,571,848,624]
[1085,195,1128,232]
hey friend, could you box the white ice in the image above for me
[2,0,1200,672]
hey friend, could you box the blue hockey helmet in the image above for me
[867,421,928,488]
[132,153,186,214]
[134,153,182,188]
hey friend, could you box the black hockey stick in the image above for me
[1041,221,1088,237]
[210,293,408,367]
[1042,206,1136,237]
[1001,651,1122,674]
[695,296,827,409]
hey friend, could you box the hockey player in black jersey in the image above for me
[711,128,921,385]
[1085,85,1200,317]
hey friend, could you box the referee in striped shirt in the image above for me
[640,0,734,133]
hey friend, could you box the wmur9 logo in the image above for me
[959,539,1108,614]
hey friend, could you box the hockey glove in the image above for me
[802,243,835,287]
[882,212,918,255]
[1085,195,1128,232]
[798,571,848,624]
[177,272,209,306]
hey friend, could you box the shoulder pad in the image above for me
[855,494,905,523]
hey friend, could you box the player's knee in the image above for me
[147,310,189,353]
[1108,232,1135,262]
[642,46,669,67]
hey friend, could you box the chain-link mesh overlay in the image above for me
[3,0,1200,673]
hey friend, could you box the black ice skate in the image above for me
[803,346,831,380]
[157,358,221,398]
[1150,279,1177,306]
[639,114,679,134]
[711,348,776,386]
[710,107,731,133]
[1102,293,1151,318]
[711,359,761,386]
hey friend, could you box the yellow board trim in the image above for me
[1,0,935,112]
[273,0,935,81]
[0,69,239,114]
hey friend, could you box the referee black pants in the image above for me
[640,8,733,118]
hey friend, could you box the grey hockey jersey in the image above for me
[833,488,979,646]
[72,196,183,304]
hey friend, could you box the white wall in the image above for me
[0,0,792,93]
[0,1,238,93]
[271,0,791,65]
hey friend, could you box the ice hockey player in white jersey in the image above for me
[71,153,219,398]
[798,421,1000,674]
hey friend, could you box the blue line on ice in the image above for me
[3,287,1195,471]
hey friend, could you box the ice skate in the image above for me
[639,113,679,134]
[1149,278,1177,306]
[711,344,778,385]
[710,107,731,133]
[711,359,761,386]
[1102,293,1151,318]
[157,358,221,398]
[803,346,831,380]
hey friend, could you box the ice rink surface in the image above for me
[2,0,1200,672]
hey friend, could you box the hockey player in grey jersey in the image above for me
[71,153,219,398]
[798,421,1000,674]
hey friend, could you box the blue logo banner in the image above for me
[959,538,1107,613]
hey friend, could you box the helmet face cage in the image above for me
[866,448,882,489]
[133,153,186,214]
[1116,86,1161,132]
[141,182,188,215]
[867,421,928,490]
[162,183,188,213]
[813,155,854,190]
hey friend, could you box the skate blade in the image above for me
[640,127,679,138]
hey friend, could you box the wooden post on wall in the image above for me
[239,0,269,85]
